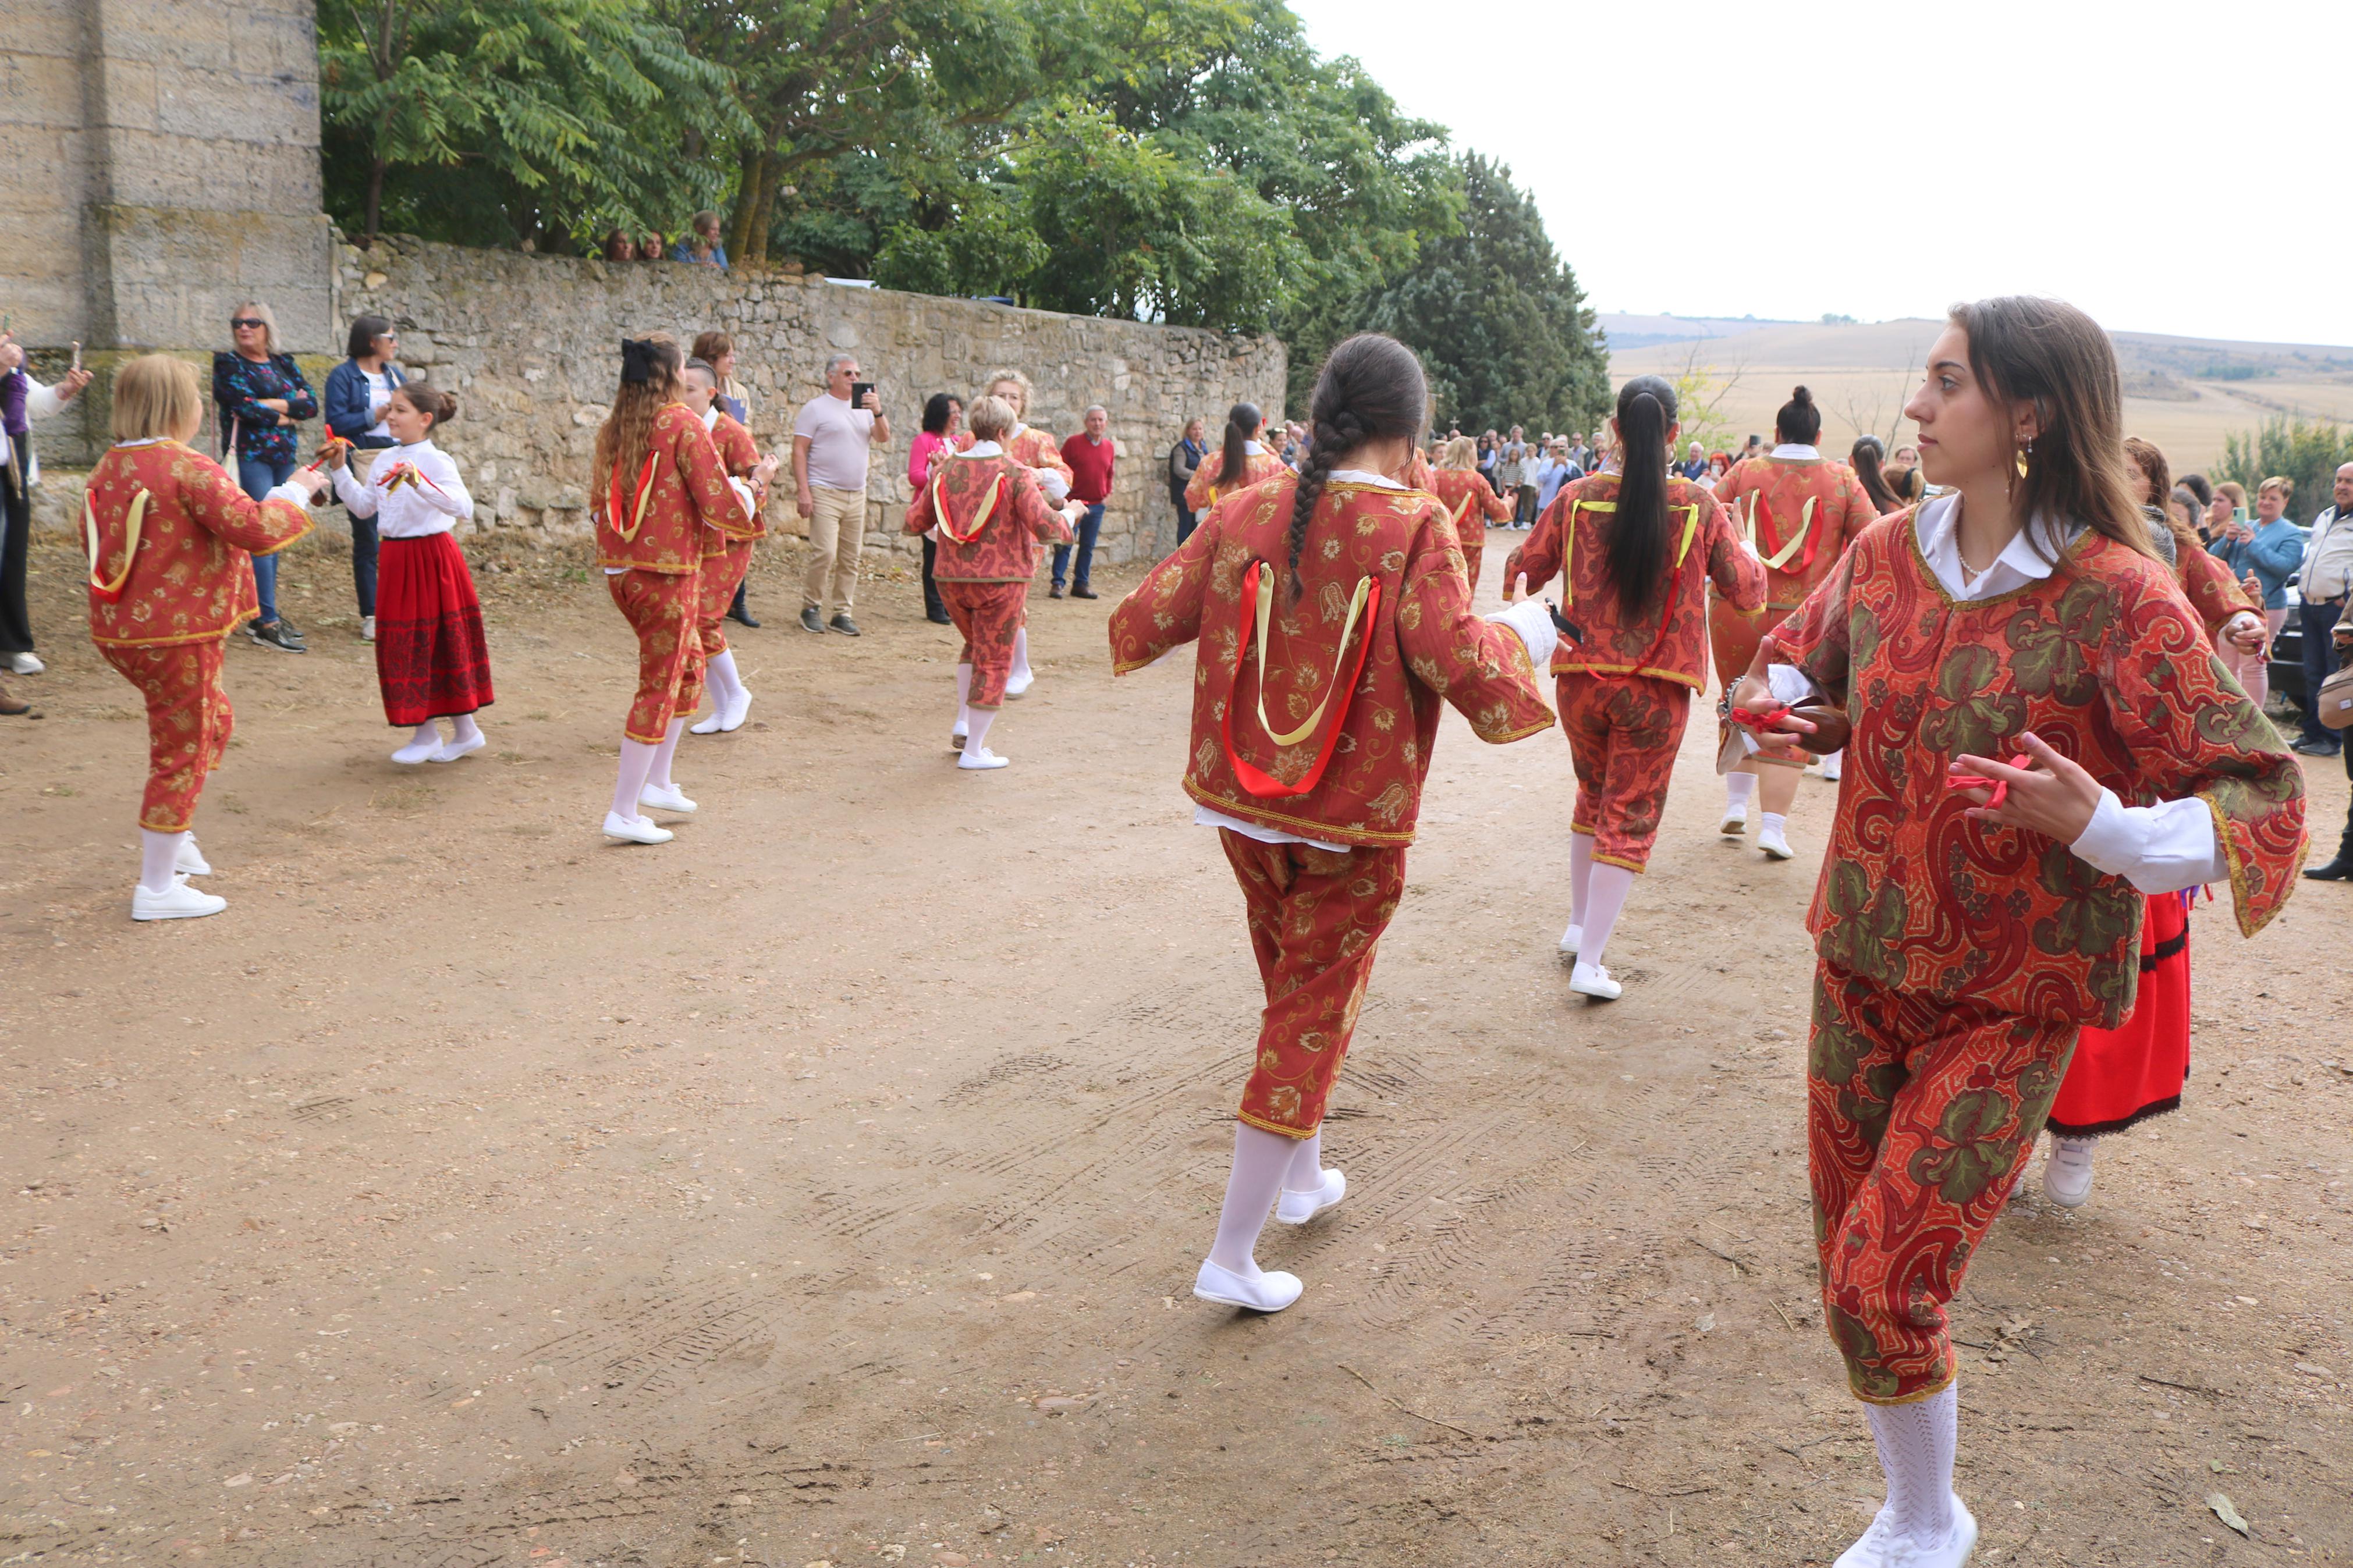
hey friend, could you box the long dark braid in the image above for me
[1285,334,1428,599]
[1605,374,1677,617]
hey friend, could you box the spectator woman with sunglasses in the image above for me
[213,301,319,652]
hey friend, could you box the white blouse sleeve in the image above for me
[2068,788,2224,895]
[26,379,66,420]
[331,462,378,516]
[414,451,473,520]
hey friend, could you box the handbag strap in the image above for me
[1222,560,1380,799]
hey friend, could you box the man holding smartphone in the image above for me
[793,353,890,635]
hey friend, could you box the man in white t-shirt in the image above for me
[792,353,890,635]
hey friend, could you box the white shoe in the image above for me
[1719,810,1747,835]
[638,781,698,813]
[390,736,440,765]
[1004,670,1034,699]
[10,651,44,675]
[1835,1508,1898,1568]
[1193,1259,1303,1312]
[1570,960,1621,1000]
[428,730,486,764]
[957,748,1010,770]
[601,810,673,844]
[1558,921,1582,955]
[1759,826,1795,860]
[1883,1500,1977,1567]
[2042,1135,2097,1209]
[133,880,227,921]
[360,616,376,643]
[1275,1169,1346,1225]
[174,837,214,877]
[690,691,753,734]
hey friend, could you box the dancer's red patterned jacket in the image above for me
[596,401,739,575]
[906,450,1073,582]
[83,440,312,647]
[1714,454,1884,611]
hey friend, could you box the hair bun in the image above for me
[1791,385,1813,405]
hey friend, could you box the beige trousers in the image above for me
[801,485,867,615]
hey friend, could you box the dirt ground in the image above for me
[4,526,2352,1568]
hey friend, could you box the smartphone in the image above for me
[851,381,874,409]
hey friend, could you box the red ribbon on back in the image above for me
[1221,561,1381,800]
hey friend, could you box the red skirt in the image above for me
[2047,892,2190,1136]
[377,531,495,726]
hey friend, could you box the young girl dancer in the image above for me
[956,370,1069,694]
[1110,333,1559,1311]
[326,381,495,765]
[1500,377,1766,999]
[1182,401,1286,520]
[1740,297,2304,1567]
[1427,434,1515,596]
[83,355,325,919]
[1710,387,1880,844]
[679,358,777,735]
[906,395,1080,768]
[592,336,740,844]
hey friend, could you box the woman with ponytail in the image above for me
[1109,333,1558,1314]
[1738,297,2304,1568]
[591,334,743,845]
[1500,376,1766,1000]
[1849,433,1904,516]
[1710,386,1883,830]
[1183,401,1285,520]
[1428,434,1515,595]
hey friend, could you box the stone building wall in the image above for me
[329,239,1286,566]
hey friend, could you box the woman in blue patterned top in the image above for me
[212,300,319,651]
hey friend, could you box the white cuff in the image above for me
[2068,787,2223,894]
[1036,468,1071,504]
[265,480,313,509]
[1486,597,1558,668]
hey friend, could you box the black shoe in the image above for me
[828,613,861,637]
[248,619,307,653]
[926,609,953,625]
[1070,585,1098,600]
[2306,854,2353,881]
[1049,584,1064,599]
[799,606,825,634]
[2291,736,2342,756]
[727,603,761,628]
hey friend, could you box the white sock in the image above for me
[1866,1383,1958,1542]
[648,717,686,791]
[1580,863,1635,970]
[1568,833,1594,929]
[705,650,742,707]
[1726,771,1756,813]
[962,707,996,758]
[1208,1122,1297,1275]
[1761,811,1787,839]
[611,738,659,819]
[393,721,442,763]
[954,663,973,735]
[451,713,481,745]
[1282,1130,1323,1193]
[138,830,185,894]
[1010,626,1032,683]
[1819,749,1843,779]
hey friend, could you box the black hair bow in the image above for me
[620,337,660,385]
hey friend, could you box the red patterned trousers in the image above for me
[1810,962,2078,1403]
[941,581,1027,708]
[697,542,755,659]
[100,637,230,833]
[1220,831,1407,1138]
[1557,673,1692,871]
[606,567,704,743]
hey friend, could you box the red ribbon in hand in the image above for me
[1946,753,2032,810]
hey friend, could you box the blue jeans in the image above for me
[1053,502,1105,588]
[2301,599,2343,744]
[236,455,296,622]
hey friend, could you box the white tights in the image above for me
[138,829,185,894]
[1866,1382,1958,1542]
[1577,863,1635,970]
[1206,1123,1323,1277]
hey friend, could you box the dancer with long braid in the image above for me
[1110,333,1558,1313]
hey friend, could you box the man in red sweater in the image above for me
[1054,404,1115,599]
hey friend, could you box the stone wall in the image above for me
[329,239,1285,566]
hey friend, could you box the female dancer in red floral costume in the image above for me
[1502,377,1766,998]
[1110,334,1558,1313]
[1427,435,1514,596]
[1739,298,2304,1567]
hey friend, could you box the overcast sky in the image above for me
[1288,0,2353,347]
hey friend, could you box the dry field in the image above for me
[1610,318,2353,474]
[3,528,2352,1566]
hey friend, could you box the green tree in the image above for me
[2215,416,2353,525]
[320,0,737,249]
[1358,155,1607,435]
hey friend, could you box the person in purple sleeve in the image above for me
[0,329,94,686]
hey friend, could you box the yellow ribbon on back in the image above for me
[1448,489,1478,532]
[1750,493,1818,571]
[610,454,659,543]
[84,486,148,598]
[1251,570,1375,746]
[931,467,1002,545]
[1558,499,1702,609]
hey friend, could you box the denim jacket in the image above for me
[324,358,406,449]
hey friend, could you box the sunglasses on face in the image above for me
[231,318,266,330]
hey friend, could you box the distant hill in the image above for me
[1603,317,2353,469]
